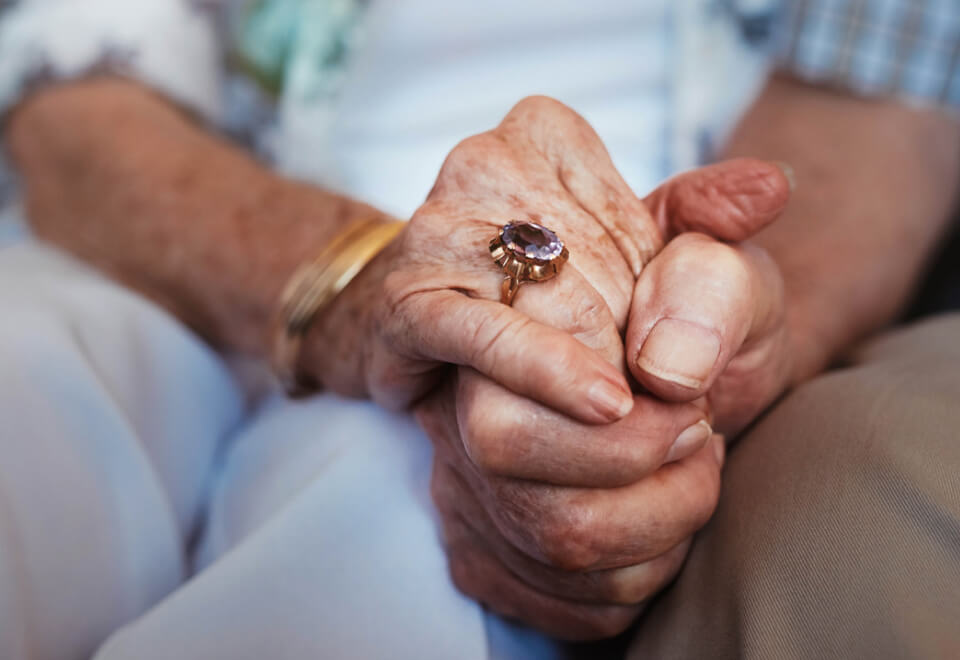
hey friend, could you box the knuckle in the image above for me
[567,291,610,338]
[453,132,491,155]
[460,400,513,475]
[511,94,565,116]
[697,479,723,529]
[543,336,584,385]
[447,552,480,598]
[602,547,687,605]
[436,134,495,184]
[365,347,409,410]
[723,171,784,223]
[429,464,454,516]
[680,462,723,531]
[705,242,752,288]
[599,565,656,605]
[670,237,752,298]
[468,310,532,371]
[576,606,642,640]
[533,498,602,571]
[507,95,577,128]
[614,442,660,482]
[599,607,643,638]
[607,575,655,606]
[403,205,432,237]
[464,429,510,476]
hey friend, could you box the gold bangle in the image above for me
[272,217,404,395]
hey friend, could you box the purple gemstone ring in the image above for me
[489,221,570,306]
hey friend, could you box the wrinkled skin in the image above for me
[12,77,958,640]
[309,96,794,639]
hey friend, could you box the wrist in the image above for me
[290,223,402,398]
[781,291,847,387]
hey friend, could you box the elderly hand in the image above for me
[14,80,789,639]
[305,98,790,424]
[307,95,723,422]
[388,97,791,638]
[305,95,654,423]
[625,227,793,435]
[418,370,725,639]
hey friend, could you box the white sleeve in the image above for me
[0,0,223,122]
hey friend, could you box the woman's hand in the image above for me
[306,95,657,422]
[344,97,790,638]
[304,97,792,427]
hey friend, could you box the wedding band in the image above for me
[489,221,569,306]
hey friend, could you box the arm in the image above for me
[5,79,386,381]
[728,74,960,381]
[9,84,796,638]
[623,0,960,434]
[623,74,960,435]
[7,82,653,420]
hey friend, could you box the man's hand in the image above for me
[417,372,724,640]
[628,180,794,433]
[9,82,792,637]
[307,97,791,426]
[627,232,791,435]
[305,95,654,422]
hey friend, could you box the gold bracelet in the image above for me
[272,217,404,395]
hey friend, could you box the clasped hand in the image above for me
[310,96,794,639]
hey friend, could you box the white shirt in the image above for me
[275,0,673,217]
[0,0,768,221]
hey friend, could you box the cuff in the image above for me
[0,0,223,122]
[772,0,960,110]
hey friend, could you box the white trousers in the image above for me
[0,242,560,660]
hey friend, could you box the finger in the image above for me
[433,460,690,605]
[441,510,643,640]
[473,435,724,572]
[643,158,792,242]
[383,288,633,424]
[496,96,663,276]
[455,368,711,487]
[419,376,722,573]
[429,124,638,320]
[626,233,784,401]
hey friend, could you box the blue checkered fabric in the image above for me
[773,0,960,109]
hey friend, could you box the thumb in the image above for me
[643,158,794,242]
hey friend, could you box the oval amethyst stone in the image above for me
[501,222,564,262]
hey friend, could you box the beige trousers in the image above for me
[628,314,960,659]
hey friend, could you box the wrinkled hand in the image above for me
[418,372,724,639]
[309,95,663,424]
[629,184,795,435]
[404,97,791,638]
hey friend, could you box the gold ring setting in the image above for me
[489,221,569,306]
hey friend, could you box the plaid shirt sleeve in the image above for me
[772,0,960,109]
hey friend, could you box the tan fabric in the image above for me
[628,314,960,660]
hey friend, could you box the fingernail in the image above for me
[665,420,712,463]
[588,379,634,421]
[774,161,796,192]
[636,318,721,390]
